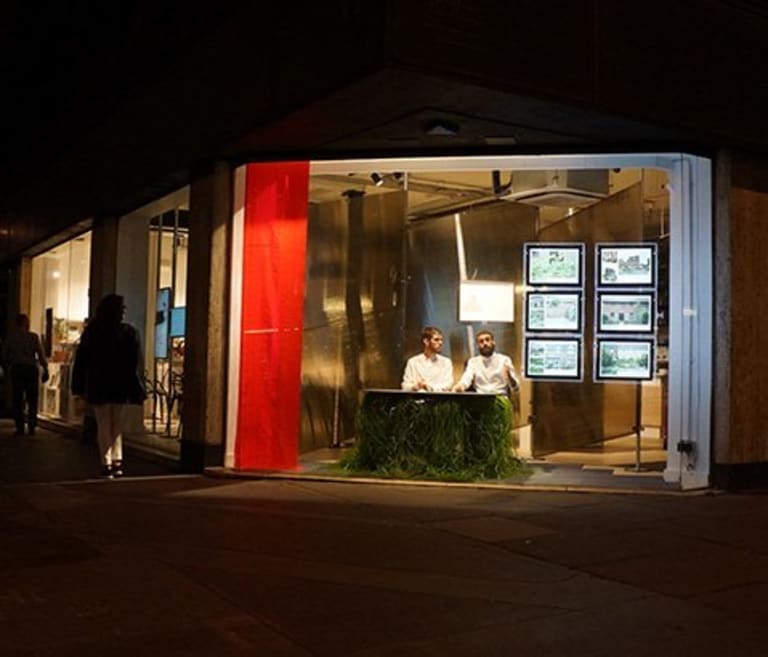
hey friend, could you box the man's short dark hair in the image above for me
[476,330,494,341]
[421,326,443,342]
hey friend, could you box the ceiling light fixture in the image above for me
[370,172,384,187]
[424,119,460,137]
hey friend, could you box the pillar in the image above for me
[89,216,120,316]
[180,161,232,471]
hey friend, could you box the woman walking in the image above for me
[72,294,146,478]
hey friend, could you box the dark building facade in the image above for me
[2,1,767,489]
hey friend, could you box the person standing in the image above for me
[71,294,146,478]
[401,326,454,392]
[453,330,519,394]
[3,313,48,435]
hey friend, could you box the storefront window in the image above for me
[228,154,712,489]
[294,166,671,463]
[144,210,187,437]
[30,232,91,422]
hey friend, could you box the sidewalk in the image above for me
[2,446,768,655]
[0,419,176,484]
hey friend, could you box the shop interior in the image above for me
[144,209,187,439]
[30,204,188,444]
[300,164,670,480]
[31,232,92,424]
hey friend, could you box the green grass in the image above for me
[342,394,524,481]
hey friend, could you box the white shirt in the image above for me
[401,353,454,391]
[457,352,518,394]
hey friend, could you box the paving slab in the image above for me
[350,593,767,657]
[3,428,768,657]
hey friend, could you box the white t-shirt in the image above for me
[401,353,454,391]
[457,352,518,394]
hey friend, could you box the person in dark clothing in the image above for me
[3,313,48,435]
[71,294,146,478]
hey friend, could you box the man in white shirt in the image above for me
[453,330,519,394]
[401,326,454,392]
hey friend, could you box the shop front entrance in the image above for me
[227,154,712,490]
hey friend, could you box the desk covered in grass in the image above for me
[344,389,520,480]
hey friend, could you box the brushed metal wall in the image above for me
[300,191,406,452]
[300,180,663,458]
[404,201,538,428]
[533,182,646,453]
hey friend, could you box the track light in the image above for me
[370,172,384,187]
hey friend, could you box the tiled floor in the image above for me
[297,432,677,493]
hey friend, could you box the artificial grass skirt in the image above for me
[344,394,523,481]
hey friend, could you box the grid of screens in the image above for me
[522,242,658,383]
[523,244,585,382]
[594,243,657,382]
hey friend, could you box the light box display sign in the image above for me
[524,337,583,381]
[459,280,515,323]
[525,291,582,333]
[596,243,657,288]
[525,243,584,287]
[597,293,654,333]
[596,338,655,381]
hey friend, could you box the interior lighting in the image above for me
[370,172,384,187]
[51,270,61,279]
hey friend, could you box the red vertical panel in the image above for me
[236,161,309,469]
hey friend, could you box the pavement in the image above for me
[2,421,768,655]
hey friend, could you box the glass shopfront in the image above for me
[228,154,712,489]
[144,209,188,438]
[30,232,91,423]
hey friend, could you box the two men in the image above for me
[401,326,519,394]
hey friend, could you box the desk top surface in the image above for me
[364,388,500,398]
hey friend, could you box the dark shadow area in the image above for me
[0,419,177,484]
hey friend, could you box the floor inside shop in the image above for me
[297,430,679,492]
[537,429,666,470]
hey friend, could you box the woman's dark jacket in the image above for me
[71,321,146,405]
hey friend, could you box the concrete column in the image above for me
[180,161,232,471]
[712,150,768,488]
[3,258,31,414]
[712,150,731,469]
[89,216,119,317]
[6,256,32,328]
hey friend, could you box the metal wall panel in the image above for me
[301,179,659,458]
[533,183,644,453]
[300,191,406,452]
[404,201,538,427]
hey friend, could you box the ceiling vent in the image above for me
[502,169,609,207]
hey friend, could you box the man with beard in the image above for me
[453,330,519,394]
